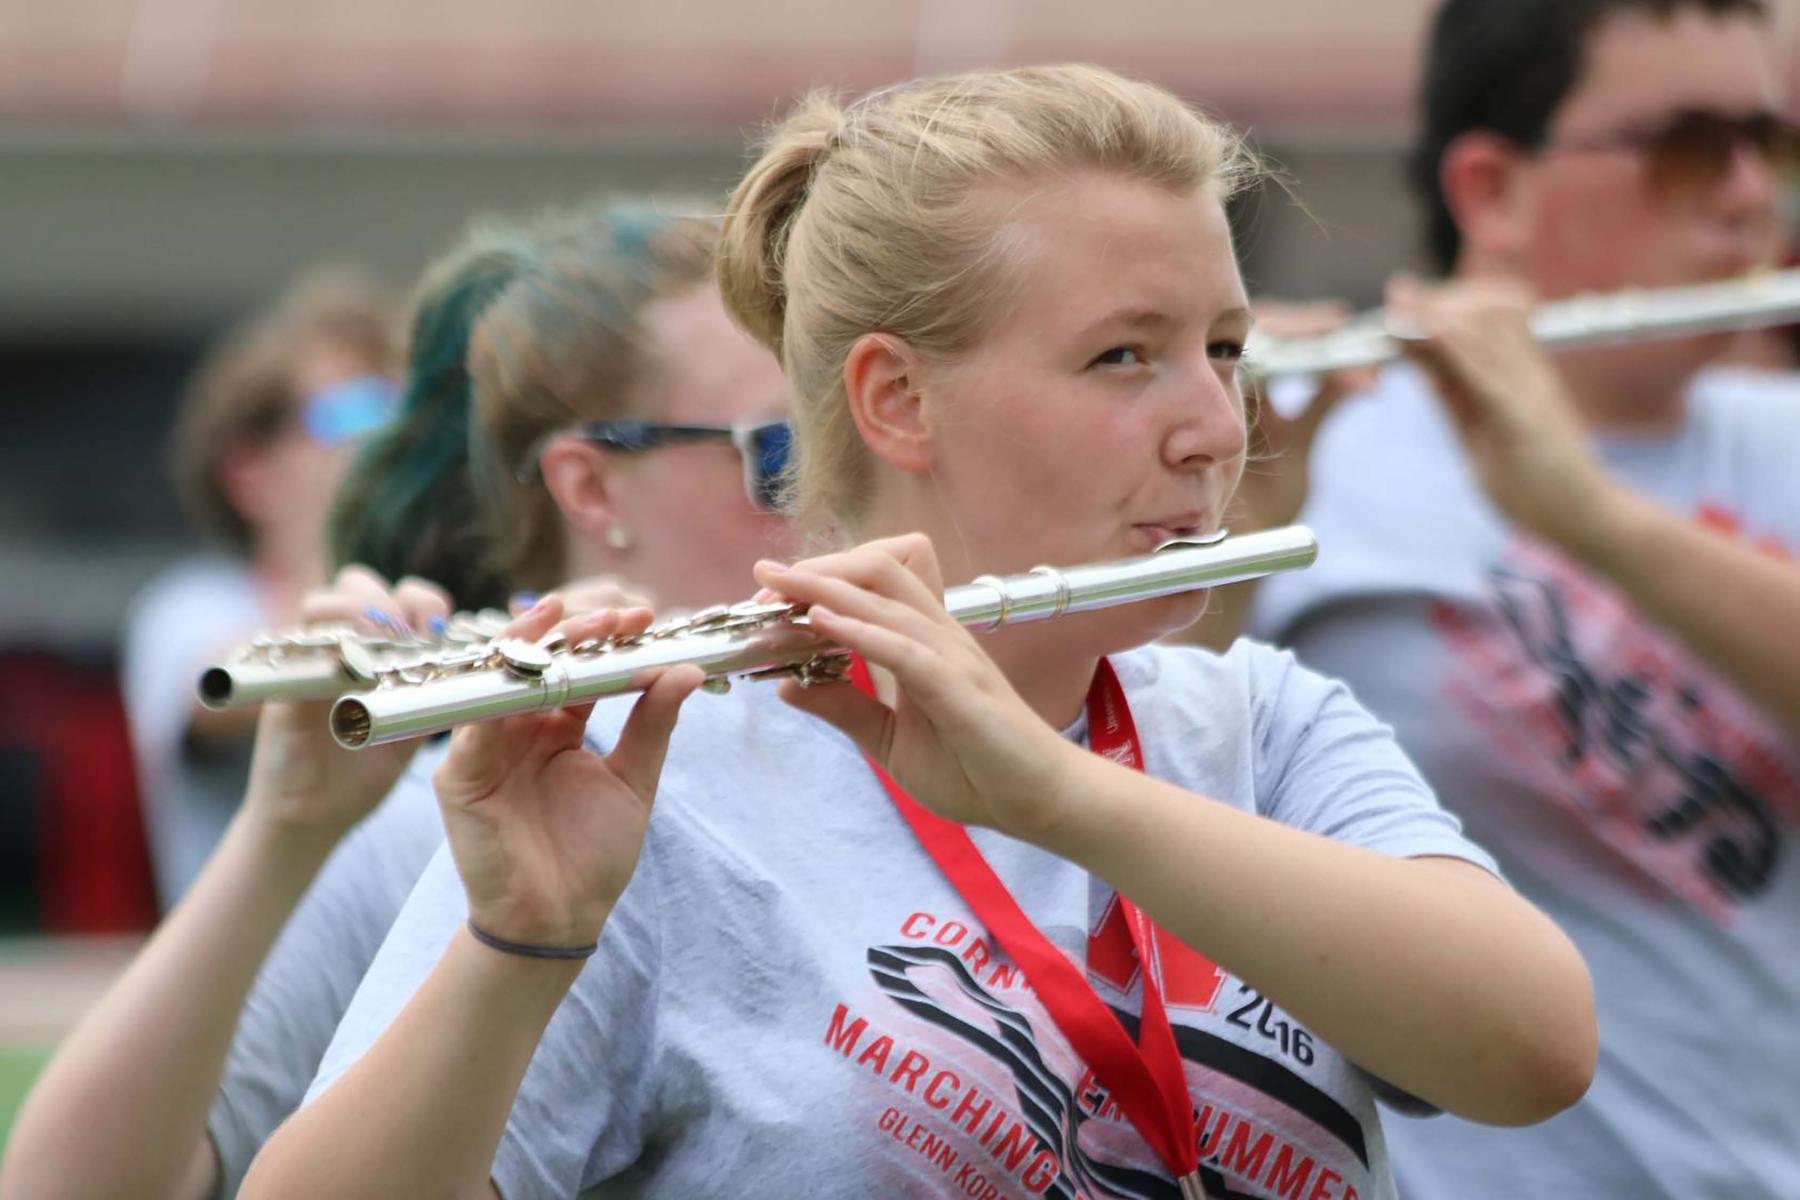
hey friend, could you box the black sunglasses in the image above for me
[1544,108,1800,194]
[549,419,792,512]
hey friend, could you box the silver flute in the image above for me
[325,525,1319,750]
[1243,268,1800,379]
[197,609,517,709]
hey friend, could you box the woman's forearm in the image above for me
[0,804,339,1200]
[1570,484,1800,739]
[241,929,582,1200]
[1031,755,1597,1126]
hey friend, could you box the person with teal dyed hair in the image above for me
[326,202,791,614]
[2,201,792,1200]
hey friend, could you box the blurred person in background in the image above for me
[1,202,791,1200]
[120,267,399,910]
[1208,1,1800,1195]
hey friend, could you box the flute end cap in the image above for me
[330,697,374,749]
[197,667,233,709]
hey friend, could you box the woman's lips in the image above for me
[1132,522,1206,551]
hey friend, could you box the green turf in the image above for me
[0,1047,53,1154]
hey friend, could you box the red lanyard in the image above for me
[850,656,1204,1195]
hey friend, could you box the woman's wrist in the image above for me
[997,737,1119,854]
[231,794,349,870]
[462,890,615,954]
[451,923,590,989]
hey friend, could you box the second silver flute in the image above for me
[329,525,1319,750]
[1243,268,1800,378]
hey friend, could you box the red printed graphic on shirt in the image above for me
[1432,511,1799,922]
[823,908,1372,1200]
[1087,893,1229,1015]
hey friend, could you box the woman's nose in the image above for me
[1163,365,1247,470]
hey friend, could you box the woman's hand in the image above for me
[242,566,452,842]
[753,535,1084,842]
[431,596,704,948]
[1389,276,1621,555]
[511,574,651,618]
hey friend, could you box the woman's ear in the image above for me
[537,434,618,540]
[842,333,935,475]
[1440,130,1535,272]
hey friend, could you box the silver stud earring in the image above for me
[605,519,634,552]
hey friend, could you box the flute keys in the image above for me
[339,640,380,686]
[498,638,554,678]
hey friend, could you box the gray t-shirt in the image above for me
[1251,364,1800,1200]
[308,640,1496,1200]
[120,557,265,907]
[206,751,446,1197]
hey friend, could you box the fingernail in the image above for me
[364,607,395,629]
[512,591,540,610]
[428,615,447,636]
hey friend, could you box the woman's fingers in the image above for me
[553,608,623,649]
[613,607,657,640]
[776,676,894,763]
[393,576,453,637]
[298,564,402,629]
[498,595,565,642]
[560,574,653,614]
[755,539,949,630]
[761,562,952,652]
[605,665,705,800]
[802,603,964,717]
[768,534,947,609]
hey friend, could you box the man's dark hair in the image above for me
[1409,0,1770,274]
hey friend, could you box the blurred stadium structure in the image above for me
[0,0,1795,932]
[0,0,1494,646]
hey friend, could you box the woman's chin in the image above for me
[1069,590,1211,655]
[1138,590,1212,642]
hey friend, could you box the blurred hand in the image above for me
[431,596,703,948]
[510,575,651,618]
[1233,300,1375,531]
[753,535,1087,844]
[1389,276,1617,553]
[243,566,451,841]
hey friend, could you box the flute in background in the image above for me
[1243,269,1800,379]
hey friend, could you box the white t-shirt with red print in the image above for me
[1250,363,1800,1200]
[306,641,1495,1200]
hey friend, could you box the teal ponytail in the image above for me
[328,202,720,605]
[326,229,538,609]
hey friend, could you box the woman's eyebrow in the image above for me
[1074,308,1173,339]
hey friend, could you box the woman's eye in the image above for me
[1208,340,1247,364]
[1089,345,1145,368]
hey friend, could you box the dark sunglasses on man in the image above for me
[1543,107,1800,195]
[532,419,792,512]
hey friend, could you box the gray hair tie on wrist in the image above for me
[466,918,598,960]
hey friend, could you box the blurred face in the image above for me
[898,171,1251,645]
[1522,8,1784,296]
[242,336,391,573]
[602,284,792,608]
